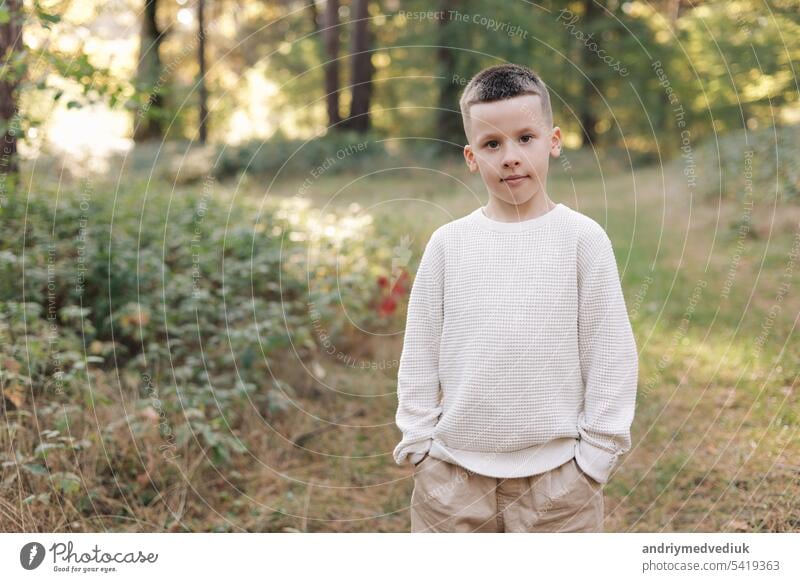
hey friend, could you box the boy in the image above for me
[392,64,638,533]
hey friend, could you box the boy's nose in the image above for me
[503,145,523,168]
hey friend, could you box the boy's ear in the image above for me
[463,144,478,172]
[550,126,562,158]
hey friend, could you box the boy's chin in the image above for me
[489,190,536,206]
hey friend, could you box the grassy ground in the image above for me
[2,149,797,532]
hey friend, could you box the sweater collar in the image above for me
[470,203,565,233]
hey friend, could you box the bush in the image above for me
[694,124,800,203]
[212,128,447,180]
[0,175,410,529]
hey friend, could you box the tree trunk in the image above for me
[0,0,23,179]
[197,0,208,143]
[134,0,165,142]
[579,0,601,146]
[343,0,373,133]
[323,0,341,128]
[666,0,681,28]
[436,0,460,153]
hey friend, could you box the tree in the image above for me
[341,0,373,133]
[134,0,166,142]
[436,0,461,154]
[197,0,208,143]
[578,0,602,146]
[0,0,24,180]
[323,0,341,128]
[0,2,123,189]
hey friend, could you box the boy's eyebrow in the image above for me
[476,127,539,142]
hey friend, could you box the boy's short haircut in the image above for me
[459,63,553,139]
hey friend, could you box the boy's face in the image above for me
[463,94,561,207]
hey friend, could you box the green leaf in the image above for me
[22,463,50,476]
[23,492,51,504]
[35,6,61,26]
[52,471,81,495]
[34,442,64,458]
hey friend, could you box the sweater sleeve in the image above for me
[574,226,639,484]
[392,231,445,466]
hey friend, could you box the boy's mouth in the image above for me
[502,174,528,184]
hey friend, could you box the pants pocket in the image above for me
[410,459,495,532]
[412,452,431,471]
[573,459,603,489]
[528,458,603,532]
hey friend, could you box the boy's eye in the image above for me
[485,135,534,148]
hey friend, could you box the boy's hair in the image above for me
[459,63,553,139]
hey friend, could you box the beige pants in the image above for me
[410,456,604,532]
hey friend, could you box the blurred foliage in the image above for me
[0,1,129,139]
[0,177,410,517]
[695,124,800,202]
[227,0,800,153]
[212,128,446,179]
[8,0,798,159]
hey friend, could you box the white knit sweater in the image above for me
[392,202,638,484]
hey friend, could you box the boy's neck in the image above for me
[483,193,556,223]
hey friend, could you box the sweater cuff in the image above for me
[575,439,622,484]
[394,438,433,466]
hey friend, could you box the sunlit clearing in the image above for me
[45,103,133,174]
